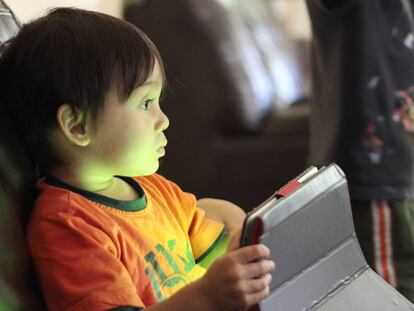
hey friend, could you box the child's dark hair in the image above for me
[0,7,164,174]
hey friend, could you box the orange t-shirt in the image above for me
[27,174,225,311]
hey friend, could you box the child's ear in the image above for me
[56,104,91,147]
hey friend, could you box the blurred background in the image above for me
[5,0,310,39]
[3,0,123,21]
[6,0,312,211]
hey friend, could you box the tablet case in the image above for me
[241,163,414,310]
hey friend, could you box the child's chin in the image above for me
[133,164,160,177]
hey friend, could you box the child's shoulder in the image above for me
[135,173,165,183]
[135,174,196,206]
[135,173,178,194]
[32,177,101,222]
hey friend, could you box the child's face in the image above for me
[89,61,169,177]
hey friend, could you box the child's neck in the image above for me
[49,167,140,201]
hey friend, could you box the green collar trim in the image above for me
[45,176,147,212]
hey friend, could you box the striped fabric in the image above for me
[371,200,397,287]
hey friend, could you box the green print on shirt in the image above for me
[144,240,195,301]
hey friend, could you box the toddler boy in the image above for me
[0,7,275,311]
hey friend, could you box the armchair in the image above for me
[0,1,45,309]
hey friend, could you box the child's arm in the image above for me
[197,198,246,233]
[196,198,246,269]
[146,242,275,311]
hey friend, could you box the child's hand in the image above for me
[199,244,275,310]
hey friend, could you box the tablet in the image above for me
[240,165,319,247]
[240,163,414,311]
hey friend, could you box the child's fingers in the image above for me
[248,286,271,304]
[231,244,271,263]
[242,273,272,294]
[239,281,271,307]
[242,259,275,279]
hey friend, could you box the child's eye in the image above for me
[141,99,153,110]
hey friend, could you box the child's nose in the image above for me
[157,109,169,132]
